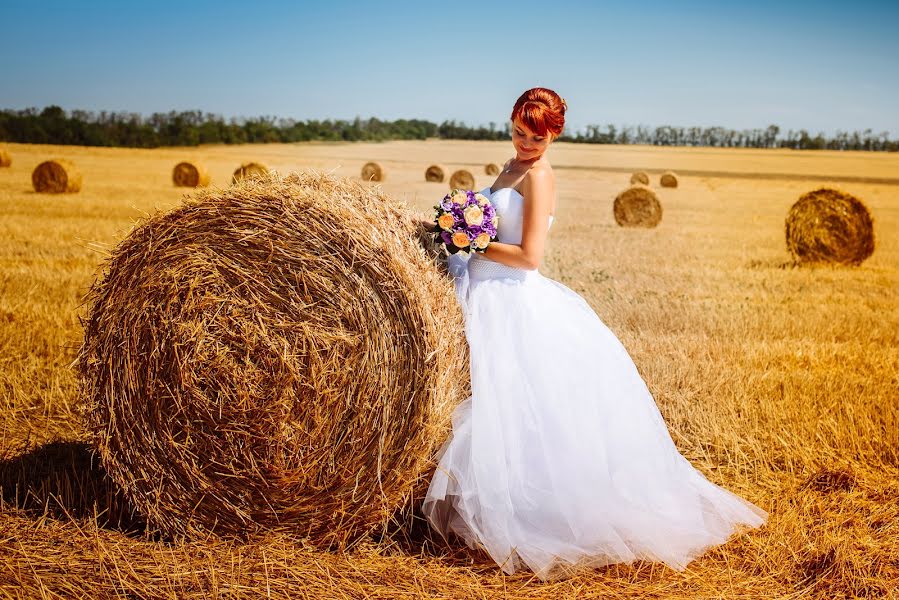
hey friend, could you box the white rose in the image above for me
[463,205,484,226]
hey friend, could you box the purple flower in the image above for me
[440,231,453,245]
[441,199,453,210]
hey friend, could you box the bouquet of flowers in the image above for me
[429,189,499,254]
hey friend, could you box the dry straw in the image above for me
[660,171,679,188]
[449,169,475,190]
[232,162,270,184]
[32,159,82,193]
[172,161,211,187]
[630,171,650,185]
[78,171,468,546]
[613,185,663,228]
[0,148,11,167]
[785,187,875,265]
[361,161,384,182]
[484,163,500,176]
[425,164,445,183]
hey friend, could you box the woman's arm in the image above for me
[480,169,554,270]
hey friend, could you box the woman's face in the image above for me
[511,118,553,160]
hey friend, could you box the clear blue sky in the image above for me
[2,0,898,135]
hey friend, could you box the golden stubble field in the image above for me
[0,140,897,598]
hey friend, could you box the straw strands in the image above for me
[361,162,383,182]
[630,171,650,185]
[485,163,500,176]
[232,162,269,184]
[785,188,875,265]
[31,159,82,193]
[425,165,445,182]
[449,169,475,190]
[78,172,468,545]
[660,171,679,188]
[172,161,210,187]
[613,185,663,228]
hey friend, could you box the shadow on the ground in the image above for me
[0,440,146,535]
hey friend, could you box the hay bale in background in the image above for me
[630,171,650,185]
[172,161,210,187]
[232,162,269,184]
[0,149,11,168]
[485,163,500,176]
[78,172,467,546]
[361,161,383,182]
[449,169,475,190]
[32,159,82,193]
[660,171,679,188]
[613,185,663,228]
[785,188,875,265]
[424,165,445,183]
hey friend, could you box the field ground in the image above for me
[0,140,897,598]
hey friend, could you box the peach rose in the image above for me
[451,231,470,248]
[437,213,455,231]
[451,190,468,205]
[475,193,489,206]
[473,232,491,250]
[463,205,484,226]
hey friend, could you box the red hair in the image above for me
[510,87,567,139]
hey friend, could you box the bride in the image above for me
[418,87,767,580]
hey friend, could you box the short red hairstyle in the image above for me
[510,87,567,139]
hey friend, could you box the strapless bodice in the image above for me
[467,186,554,282]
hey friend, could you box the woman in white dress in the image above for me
[420,87,767,581]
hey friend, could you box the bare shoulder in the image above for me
[522,162,555,190]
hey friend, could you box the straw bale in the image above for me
[785,188,874,265]
[449,169,475,190]
[425,165,445,183]
[173,161,211,187]
[0,148,11,167]
[630,171,650,185]
[484,163,500,176]
[78,172,468,546]
[613,185,662,228]
[361,162,383,182]
[232,162,270,184]
[660,171,678,188]
[31,159,81,193]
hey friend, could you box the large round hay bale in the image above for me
[485,163,500,176]
[785,188,874,265]
[32,159,82,193]
[660,171,678,188]
[613,185,663,228]
[630,171,650,185]
[78,172,467,546]
[232,162,269,184]
[361,161,383,182]
[0,149,11,168]
[449,169,475,190]
[425,164,445,182]
[172,161,210,187]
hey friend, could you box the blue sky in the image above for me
[2,0,898,134]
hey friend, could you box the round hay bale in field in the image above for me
[361,161,383,182]
[449,169,475,190]
[630,171,650,185]
[785,188,874,265]
[0,149,11,168]
[32,159,81,193]
[172,161,210,187]
[613,185,663,228]
[660,171,678,188]
[485,163,500,176]
[78,172,467,546]
[424,164,445,182]
[232,162,270,184]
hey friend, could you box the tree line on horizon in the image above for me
[1,106,896,152]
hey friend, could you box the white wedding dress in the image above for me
[422,186,767,580]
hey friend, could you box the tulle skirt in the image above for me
[422,254,767,580]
